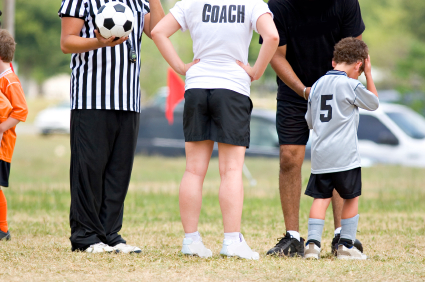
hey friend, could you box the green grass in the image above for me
[1,134,425,281]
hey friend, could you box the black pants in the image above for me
[69,110,140,251]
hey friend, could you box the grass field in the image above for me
[1,133,425,281]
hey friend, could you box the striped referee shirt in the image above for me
[58,0,150,113]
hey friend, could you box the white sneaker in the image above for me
[337,244,367,260]
[304,242,321,259]
[113,243,142,254]
[220,234,259,260]
[181,238,212,258]
[85,242,116,253]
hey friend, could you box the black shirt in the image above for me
[262,0,365,102]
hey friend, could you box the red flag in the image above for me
[166,68,185,125]
[10,63,14,72]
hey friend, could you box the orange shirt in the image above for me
[0,68,28,163]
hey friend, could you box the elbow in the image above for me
[60,40,71,54]
[151,27,160,42]
[264,32,279,46]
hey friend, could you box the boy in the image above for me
[303,37,379,259]
[0,29,28,241]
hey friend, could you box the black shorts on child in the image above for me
[305,167,361,199]
[183,88,253,148]
[0,160,11,187]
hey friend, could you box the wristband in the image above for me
[303,87,307,100]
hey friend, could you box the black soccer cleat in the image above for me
[266,232,304,257]
[0,230,11,241]
[331,234,363,256]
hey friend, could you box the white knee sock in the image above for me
[185,231,201,242]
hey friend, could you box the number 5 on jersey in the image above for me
[320,94,333,122]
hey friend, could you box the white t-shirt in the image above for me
[305,70,379,174]
[170,0,272,96]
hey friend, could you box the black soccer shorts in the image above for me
[183,88,253,147]
[276,99,310,145]
[305,167,362,199]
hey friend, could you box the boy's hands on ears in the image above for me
[364,55,372,76]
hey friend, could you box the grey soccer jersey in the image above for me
[305,70,379,174]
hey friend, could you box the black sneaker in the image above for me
[331,234,363,256]
[266,232,304,257]
[0,230,11,241]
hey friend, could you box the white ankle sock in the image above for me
[185,231,201,242]
[287,230,300,242]
[224,232,241,242]
[334,227,341,236]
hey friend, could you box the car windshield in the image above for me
[386,111,425,139]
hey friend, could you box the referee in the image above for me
[263,0,366,257]
[59,0,164,253]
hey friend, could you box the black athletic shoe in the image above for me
[266,232,304,257]
[0,230,11,241]
[331,234,363,256]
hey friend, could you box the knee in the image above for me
[279,148,304,174]
[185,165,208,178]
[219,165,242,179]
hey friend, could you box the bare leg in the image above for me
[331,189,343,229]
[218,143,246,233]
[342,197,359,219]
[309,198,332,220]
[279,145,305,232]
[179,141,214,233]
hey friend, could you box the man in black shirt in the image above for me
[263,0,365,257]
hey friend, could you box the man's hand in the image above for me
[236,61,256,82]
[0,132,3,148]
[94,30,128,48]
[364,55,372,77]
[304,87,311,100]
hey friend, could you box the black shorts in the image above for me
[276,99,309,145]
[0,160,11,187]
[305,167,362,199]
[183,88,253,147]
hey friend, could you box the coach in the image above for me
[263,0,365,256]
[59,0,164,253]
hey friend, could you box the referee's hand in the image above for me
[95,30,128,48]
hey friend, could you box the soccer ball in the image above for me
[95,1,134,40]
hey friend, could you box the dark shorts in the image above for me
[305,167,362,199]
[183,88,253,147]
[276,99,310,145]
[0,160,11,187]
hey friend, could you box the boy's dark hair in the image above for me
[0,29,16,63]
[333,37,368,73]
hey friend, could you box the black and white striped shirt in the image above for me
[58,0,150,112]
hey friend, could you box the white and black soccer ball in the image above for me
[95,1,134,40]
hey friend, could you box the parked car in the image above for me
[34,102,70,135]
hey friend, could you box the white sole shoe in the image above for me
[304,242,321,259]
[337,245,367,260]
[113,243,142,254]
[181,238,212,258]
[220,234,259,260]
[85,242,116,253]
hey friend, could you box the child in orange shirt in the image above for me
[0,29,28,241]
